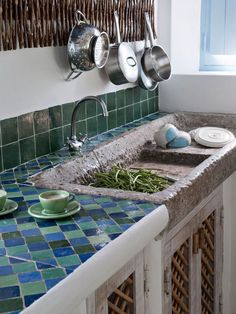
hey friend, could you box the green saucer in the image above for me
[0,199,18,217]
[28,200,80,219]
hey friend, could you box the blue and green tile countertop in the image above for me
[0,113,165,314]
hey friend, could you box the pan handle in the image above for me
[144,12,155,47]
[66,69,82,81]
[144,21,150,49]
[75,10,89,24]
[114,11,121,44]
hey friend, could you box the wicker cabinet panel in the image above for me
[164,188,223,314]
[200,212,215,314]
[87,252,144,314]
[171,240,190,314]
[108,274,134,314]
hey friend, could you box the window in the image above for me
[200,0,236,71]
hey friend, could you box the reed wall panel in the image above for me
[0,0,154,51]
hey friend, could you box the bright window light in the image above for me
[200,0,236,71]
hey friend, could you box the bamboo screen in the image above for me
[0,0,154,51]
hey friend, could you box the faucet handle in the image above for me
[78,133,89,143]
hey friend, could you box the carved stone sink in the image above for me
[31,112,236,229]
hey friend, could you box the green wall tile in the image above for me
[125,88,133,106]
[76,120,87,138]
[0,86,159,172]
[97,94,107,112]
[49,106,62,128]
[18,113,34,139]
[86,100,97,118]
[148,97,155,113]
[35,132,50,157]
[69,101,86,121]
[141,101,149,117]
[107,92,116,111]
[133,86,141,104]
[117,108,126,126]
[116,90,125,109]
[108,111,117,130]
[62,102,75,125]
[148,89,156,98]
[63,125,71,142]
[50,128,63,152]
[97,115,108,134]
[140,89,148,101]
[0,147,2,173]
[34,109,50,134]
[133,103,141,120]
[19,137,36,164]
[125,106,134,123]
[87,117,97,137]
[2,142,20,169]
[1,117,18,145]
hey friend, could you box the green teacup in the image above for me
[39,190,75,214]
[0,190,7,210]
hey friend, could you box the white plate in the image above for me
[194,127,235,148]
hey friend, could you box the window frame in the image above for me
[200,0,236,71]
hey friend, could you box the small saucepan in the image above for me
[105,11,138,85]
[66,11,110,81]
[138,23,158,91]
[142,12,171,83]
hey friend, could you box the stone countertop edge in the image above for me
[21,205,169,314]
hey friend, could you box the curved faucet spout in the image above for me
[67,96,108,151]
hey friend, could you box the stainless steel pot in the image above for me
[142,12,171,82]
[66,11,110,81]
[138,24,158,91]
[105,11,138,85]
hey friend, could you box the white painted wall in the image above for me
[0,47,134,120]
[158,0,236,114]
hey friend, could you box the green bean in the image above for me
[90,166,171,194]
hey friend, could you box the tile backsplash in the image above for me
[0,86,159,171]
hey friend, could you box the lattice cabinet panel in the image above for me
[164,188,223,314]
[171,239,190,314]
[108,274,134,314]
[200,212,215,314]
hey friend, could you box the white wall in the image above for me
[158,0,236,114]
[0,47,134,120]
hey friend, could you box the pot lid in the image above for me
[118,43,138,83]
[194,127,235,148]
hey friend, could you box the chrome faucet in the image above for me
[67,96,108,151]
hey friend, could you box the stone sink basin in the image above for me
[31,112,236,229]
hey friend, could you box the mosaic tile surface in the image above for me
[0,113,163,313]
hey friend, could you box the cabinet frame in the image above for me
[87,251,145,314]
[162,186,223,314]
